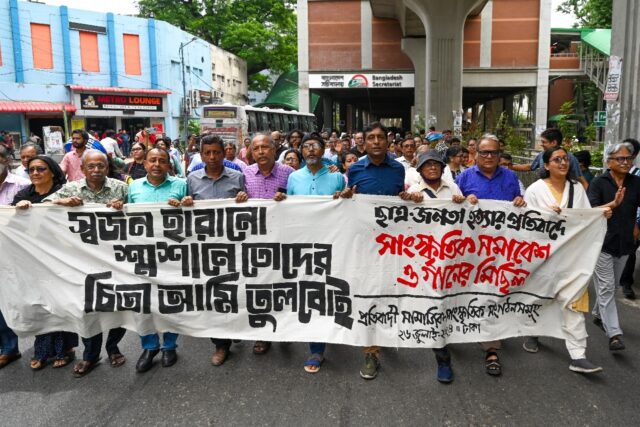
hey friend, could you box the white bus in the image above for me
[200,104,317,145]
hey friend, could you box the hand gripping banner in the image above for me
[0,195,606,347]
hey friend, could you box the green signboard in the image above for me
[594,111,606,127]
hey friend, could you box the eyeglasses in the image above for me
[85,163,107,170]
[610,156,634,164]
[478,150,501,158]
[549,156,569,164]
[28,166,48,174]
[302,143,322,150]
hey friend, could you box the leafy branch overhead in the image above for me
[556,0,612,28]
[138,0,297,91]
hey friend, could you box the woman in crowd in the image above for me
[12,156,78,370]
[442,146,465,183]
[282,149,302,171]
[124,142,148,183]
[466,138,477,166]
[238,137,251,164]
[341,152,359,185]
[523,146,611,374]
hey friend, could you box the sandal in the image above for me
[53,351,75,369]
[109,353,126,368]
[485,351,502,376]
[303,353,324,374]
[253,341,271,355]
[73,358,101,378]
[30,359,46,371]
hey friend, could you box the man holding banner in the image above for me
[344,122,406,380]
[181,134,248,366]
[128,148,187,373]
[44,150,129,377]
[287,131,345,373]
[455,134,525,376]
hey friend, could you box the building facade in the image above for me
[298,0,551,140]
[0,0,214,143]
[211,45,248,105]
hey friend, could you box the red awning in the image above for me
[0,101,76,113]
[68,85,171,95]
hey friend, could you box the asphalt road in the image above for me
[1,287,640,427]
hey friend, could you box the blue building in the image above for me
[0,0,212,144]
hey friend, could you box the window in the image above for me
[123,34,141,75]
[31,23,53,69]
[79,31,100,72]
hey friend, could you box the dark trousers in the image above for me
[620,242,640,286]
[82,328,126,362]
[433,346,450,363]
[210,338,231,349]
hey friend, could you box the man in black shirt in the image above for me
[587,142,640,352]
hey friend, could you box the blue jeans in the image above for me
[309,342,326,354]
[0,310,19,355]
[140,333,178,351]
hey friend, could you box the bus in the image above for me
[200,104,317,145]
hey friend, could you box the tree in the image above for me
[138,0,297,91]
[556,0,612,28]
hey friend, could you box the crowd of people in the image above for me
[0,121,639,385]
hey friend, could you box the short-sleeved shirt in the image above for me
[0,173,30,205]
[531,151,582,178]
[128,175,187,204]
[588,171,640,257]
[455,165,521,201]
[44,177,128,204]
[187,153,242,173]
[347,154,405,196]
[59,150,85,182]
[287,166,345,196]
[243,161,294,199]
[407,179,462,199]
[187,167,245,200]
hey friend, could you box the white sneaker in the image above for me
[569,358,603,374]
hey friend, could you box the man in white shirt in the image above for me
[100,129,124,159]
[394,137,417,170]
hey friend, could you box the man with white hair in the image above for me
[588,142,640,352]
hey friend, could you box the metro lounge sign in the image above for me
[80,94,164,112]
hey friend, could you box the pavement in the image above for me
[1,287,640,427]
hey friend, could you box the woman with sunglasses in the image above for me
[12,155,78,370]
[523,146,611,374]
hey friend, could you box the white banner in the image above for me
[0,196,605,348]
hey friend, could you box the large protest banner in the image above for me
[0,196,605,348]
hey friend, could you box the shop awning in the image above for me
[68,85,172,95]
[0,101,76,113]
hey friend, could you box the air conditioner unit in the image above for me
[191,89,200,107]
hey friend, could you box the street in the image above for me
[1,287,639,426]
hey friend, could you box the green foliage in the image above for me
[556,0,612,28]
[567,142,604,168]
[557,100,577,145]
[461,120,483,143]
[495,112,527,156]
[138,0,297,91]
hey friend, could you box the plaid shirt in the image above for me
[243,161,294,199]
[44,177,128,204]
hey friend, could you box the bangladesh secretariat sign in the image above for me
[309,73,414,89]
[80,94,164,112]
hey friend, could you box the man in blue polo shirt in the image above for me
[341,122,407,380]
[455,133,525,377]
[128,148,187,373]
[287,132,345,374]
[288,132,345,196]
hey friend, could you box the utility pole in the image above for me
[179,37,197,147]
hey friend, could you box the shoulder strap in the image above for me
[568,181,574,208]
[422,187,437,199]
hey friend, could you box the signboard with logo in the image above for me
[604,56,622,102]
[594,111,606,127]
[203,108,237,119]
[309,73,414,89]
[80,94,164,112]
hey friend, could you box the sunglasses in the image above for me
[28,166,48,174]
